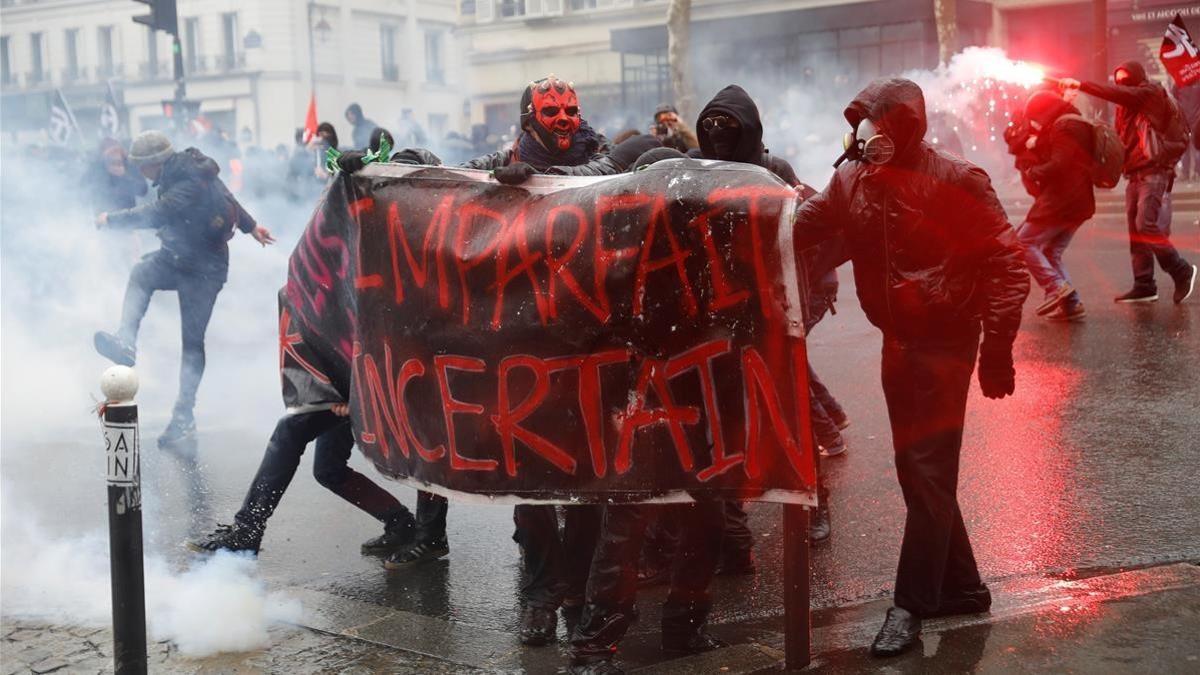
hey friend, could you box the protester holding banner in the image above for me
[189,332,419,557]
[793,78,1030,658]
[93,131,275,447]
[1060,61,1197,304]
[1012,90,1096,322]
[692,83,835,548]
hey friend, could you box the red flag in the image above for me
[302,93,318,144]
[1160,14,1200,88]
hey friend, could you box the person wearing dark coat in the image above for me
[568,146,726,675]
[792,78,1030,658]
[1014,90,1096,321]
[93,131,275,447]
[1061,61,1196,304]
[694,84,838,549]
[345,103,379,151]
[87,138,148,213]
[333,77,612,647]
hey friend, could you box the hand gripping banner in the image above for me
[282,159,816,505]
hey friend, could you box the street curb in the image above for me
[280,563,1200,672]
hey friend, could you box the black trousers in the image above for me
[513,505,602,609]
[234,411,408,535]
[118,250,224,419]
[571,501,724,661]
[880,332,983,617]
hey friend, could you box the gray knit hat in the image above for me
[128,130,174,166]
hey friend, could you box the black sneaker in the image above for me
[361,512,416,554]
[830,410,850,431]
[1114,288,1158,303]
[818,434,848,457]
[382,538,449,569]
[810,502,831,543]
[1174,264,1197,304]
[661,631,728,656]
[188,523,261,555]
[518,605,557,646]
[870,607,921,657]
[1035,283,1076,316]
[94,331,136,366]
[1045,303,1086,322]
[158,416,196,448]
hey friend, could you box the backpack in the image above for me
[1056,114,1123,189]
[1138,87,1190,170]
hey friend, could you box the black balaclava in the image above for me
[1114,61,1147,86]
[696,85,766,164]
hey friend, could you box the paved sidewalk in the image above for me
[0,621,475,674]
[4,563,1197,673]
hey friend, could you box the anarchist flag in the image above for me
[98,80,123,139]
[281,161,817,505]
[47,88,81,146]
[1160,14,1200,88]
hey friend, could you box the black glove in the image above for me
[336,151,367,174]
[391,147,443,166]
[493,161,536,185]
[978,341,1015,399]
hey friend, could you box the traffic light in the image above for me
[132,0,178,36]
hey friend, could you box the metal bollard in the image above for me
[783,503,812,669]
[100,366,148,675]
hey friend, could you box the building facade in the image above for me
[1,0,464,148]
[457,0,999,138]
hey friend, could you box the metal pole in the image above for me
[783,503,811,669]
[307,2,317,99]
[1093,0,1108,120]
[101,366,147,675]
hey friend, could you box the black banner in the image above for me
[283,160,816,504]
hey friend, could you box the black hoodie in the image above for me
[1079,61,1187,174]
[793,78,1029,348]
[106,147,256,274]
[1022,93,1095,224]
[696,84,801,186]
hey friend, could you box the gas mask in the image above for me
[835,118,896,168]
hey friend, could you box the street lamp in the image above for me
[307,3,333,97]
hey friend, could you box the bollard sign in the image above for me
[281,161,817,505]
[104,417,139,488]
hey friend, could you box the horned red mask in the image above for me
[527,78,581,152]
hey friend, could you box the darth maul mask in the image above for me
[523,77,581,153]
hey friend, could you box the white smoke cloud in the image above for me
[0,487,302,657]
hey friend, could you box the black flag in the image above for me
[99,80,123,139]
[47,88,81,146]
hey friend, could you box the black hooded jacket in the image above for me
[1021,94,1095,224]
[107,148,256,273]
[696,85,801,187]
[1079,61,1187,174]
[793,78,1029,347]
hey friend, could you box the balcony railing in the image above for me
[214,52,246,72]
[138,61,171,80]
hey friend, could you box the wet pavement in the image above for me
[2,191,1198,671]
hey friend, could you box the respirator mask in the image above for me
[835,118,896,168]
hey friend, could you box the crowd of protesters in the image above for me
[54,55,1197,674]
